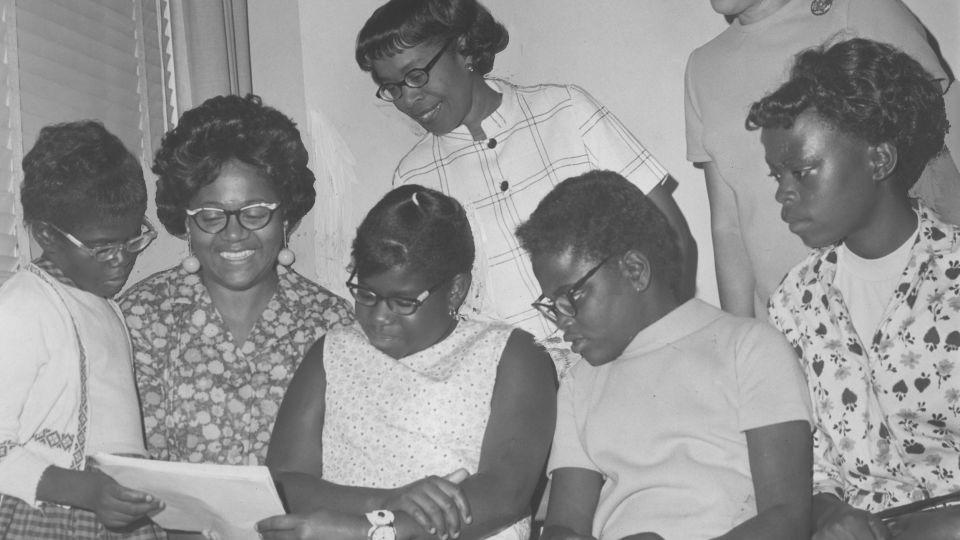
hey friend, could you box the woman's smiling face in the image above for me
[370,40,476,136]
[186,159,283,293]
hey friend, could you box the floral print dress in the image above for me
[120,265,353,465]
[769,204,960,511]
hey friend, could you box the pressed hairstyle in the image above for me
[746,38,949,188]
[153,94,316,236]
[21,120,146,230]
[515,169,681,293]
[352,184,474,284]
[356,0,508,76]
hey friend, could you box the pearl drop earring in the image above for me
[277,221,295,266]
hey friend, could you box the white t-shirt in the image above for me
[834,224,919,342]
[547,299,811,540]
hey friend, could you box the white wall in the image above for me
[245,0,958,304]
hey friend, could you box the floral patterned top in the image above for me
[120,265,353,465]
[769,204,960,511]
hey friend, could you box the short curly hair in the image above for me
[356,0,508,76]
[21,120,146,230]
[352,184,474,284]
[153,94,316,236]
[515,170,680,293]
[746,38,948,188]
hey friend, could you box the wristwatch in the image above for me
[366,509,397,540]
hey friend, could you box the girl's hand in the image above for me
[885,506,960,540]
[88,469,164,530]
[256,508,364,540]
[380,468,471,539]
[814,499,890,540]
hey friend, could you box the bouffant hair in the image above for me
[352,184,474,284]
[515,170,680,293]
[21,120,146,229]
[746,38,948,188]
[356,0,508,76]
[153,94,316,236]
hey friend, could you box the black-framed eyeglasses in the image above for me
[375,39,452,102]
[48,218,157,262]
[345,269,447,316]
[185,202,280,234]
[531,255,612,325]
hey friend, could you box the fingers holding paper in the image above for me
[90,469,164,529]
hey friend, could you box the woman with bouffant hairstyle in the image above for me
[120,95,352,478]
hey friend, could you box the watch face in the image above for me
[371,526,397,540]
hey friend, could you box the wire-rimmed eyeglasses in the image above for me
[375,39,453,102]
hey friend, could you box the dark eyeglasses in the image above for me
[185,202,280,234]
[49,218,157,262]
[346,269,447,316]
[375,40,452,102]
[531,256,612,325]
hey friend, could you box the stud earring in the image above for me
[810,0,832,15]
[277,221,295,266]
[181,237,200,273]
[465,61,475,73]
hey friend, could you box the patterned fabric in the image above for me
[120,265,353,465]
[0,494,165,539]
[20,263,90,471]
[322,319,528,540]
[769,204,960,511]
[395,78,669,344]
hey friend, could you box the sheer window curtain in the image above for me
[0,0,253,287]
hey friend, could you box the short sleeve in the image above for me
[735,321,812,432]
[684,50,710,164]
[546,377,596,475]
[570,85,669,195]
[847,0,948,86]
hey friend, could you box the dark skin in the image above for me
[260,270,557,540]
[29,218,164,529]
[762,112,960,540]
[534,249,811,540]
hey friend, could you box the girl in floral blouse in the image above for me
[750,38,960,539]
[120,95,353,474]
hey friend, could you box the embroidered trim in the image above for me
[25,264,90,469]
[0,440,17,460]
[31,429,76,452]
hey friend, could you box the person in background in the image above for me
[120,94,352,467]
[516,170,812,540]
[685,0,960,317]
[752,38,960,540]
[257,185,556,540]
[0,121,164,538]
[355,0,697,378]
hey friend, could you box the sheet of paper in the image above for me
[92,453,286,539]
